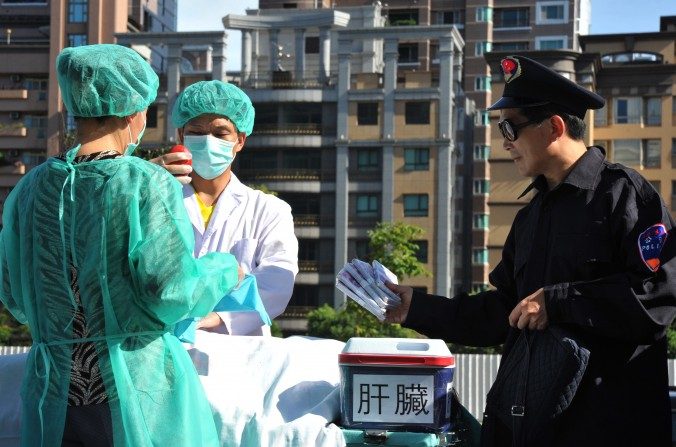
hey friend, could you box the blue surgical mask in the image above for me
[184,135,236,180]
[125,119,146,156]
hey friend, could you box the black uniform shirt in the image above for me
[404,146,676,446]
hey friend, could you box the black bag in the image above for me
[485,327,590,446]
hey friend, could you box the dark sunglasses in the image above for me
[497,119,543,142]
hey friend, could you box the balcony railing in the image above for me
[298,260,334,273]
[237,168,335,182]
[281,306,318,317]
[254,123,321,135]
[243,72,337,90]
[293,214,335,227]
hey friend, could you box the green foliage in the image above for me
[270,320,283,338]
[247,183,278,196]
[306,221,431,341]
[0,306,31,345]
[389,19,417,26]
[367,221,431,280]
[306,302,420,342]
[668,325,676,358]
[134,143,173,161]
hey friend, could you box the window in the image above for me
[283,150,320,170]
[473,145,490,160]
[473,213,489,229]
[240,151,276,170]
[613,97,641,124]
[68,34,87,47]
[356,195,379,217]
[475,6,492,22]
[643,139,661,168]
[283,3,297,8]
[472,248,488,265]
[613,139,640,165]
[672,139,676,168]
[672,181,676,211]
[403,194,429,217]
[388,9,418,26]
[438,10,464,25]
[645,97,661,126]
[473,179,489,195]
[536,1,567,24]
[475,111,490,127]
[68,0,87,23]
[535,36,566,50]
[612,139,660,168]
[289,284,318,307]
[594,104,607,127]
[414,240,428,263]
[298,239,318,261]
[455,176,464,199]
[601,52,663,65]
[474,76,491,92]
[492,42,529,52]
[357,149,379,170]
[454,210,463,230]
[305,37,319,54]
[146,106,158,128]
[398,43,419,64]
[357,103,378,125]
[355,239,370,260]
[494,7,529,28]
[405,102,430,125]
[404,148,429,171]
[475,41,492,56]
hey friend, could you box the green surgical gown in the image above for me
[0,148,239,446]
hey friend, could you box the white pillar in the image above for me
[319,26,331,84]
[242,30,252,83]
[166,43,182,142]
[269,28,280,72]
[294,28,305,81]
[211,40,226,81]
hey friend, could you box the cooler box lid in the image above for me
[339,338,454,367]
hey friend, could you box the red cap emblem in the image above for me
[501,57,522,83]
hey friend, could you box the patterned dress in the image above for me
[56,150,121,406]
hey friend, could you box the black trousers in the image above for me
[61,402,113,447]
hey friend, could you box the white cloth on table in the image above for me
[0,334,346,447]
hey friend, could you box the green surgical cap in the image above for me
[171,80,255,136]
[56,44,159,118]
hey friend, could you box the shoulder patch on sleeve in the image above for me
[638,223,668,272]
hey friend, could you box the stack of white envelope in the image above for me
[335,259,401,321]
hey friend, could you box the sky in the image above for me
[177,0,676,71]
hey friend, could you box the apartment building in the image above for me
[581,16,676,214]
[223,5,468,333]
[0,0,176,208]
[484,16,676,267]
[259,0,588,293]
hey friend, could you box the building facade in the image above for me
[224,5,467,333]
[0,0,177,208]
[259,0,589,293]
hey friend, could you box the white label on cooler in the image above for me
[352,374,434,424]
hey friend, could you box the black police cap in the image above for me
[487,55,605,119]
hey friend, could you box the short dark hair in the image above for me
[519,104,586,141]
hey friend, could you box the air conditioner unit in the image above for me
[9,74,21,83]
[9,112,20,120]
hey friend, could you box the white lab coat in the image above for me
[183,173,299,335]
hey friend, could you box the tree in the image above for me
[306,221,430,340]
[367,221,431,280]
[247,183,278,197]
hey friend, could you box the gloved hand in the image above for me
[149,152,193,185]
